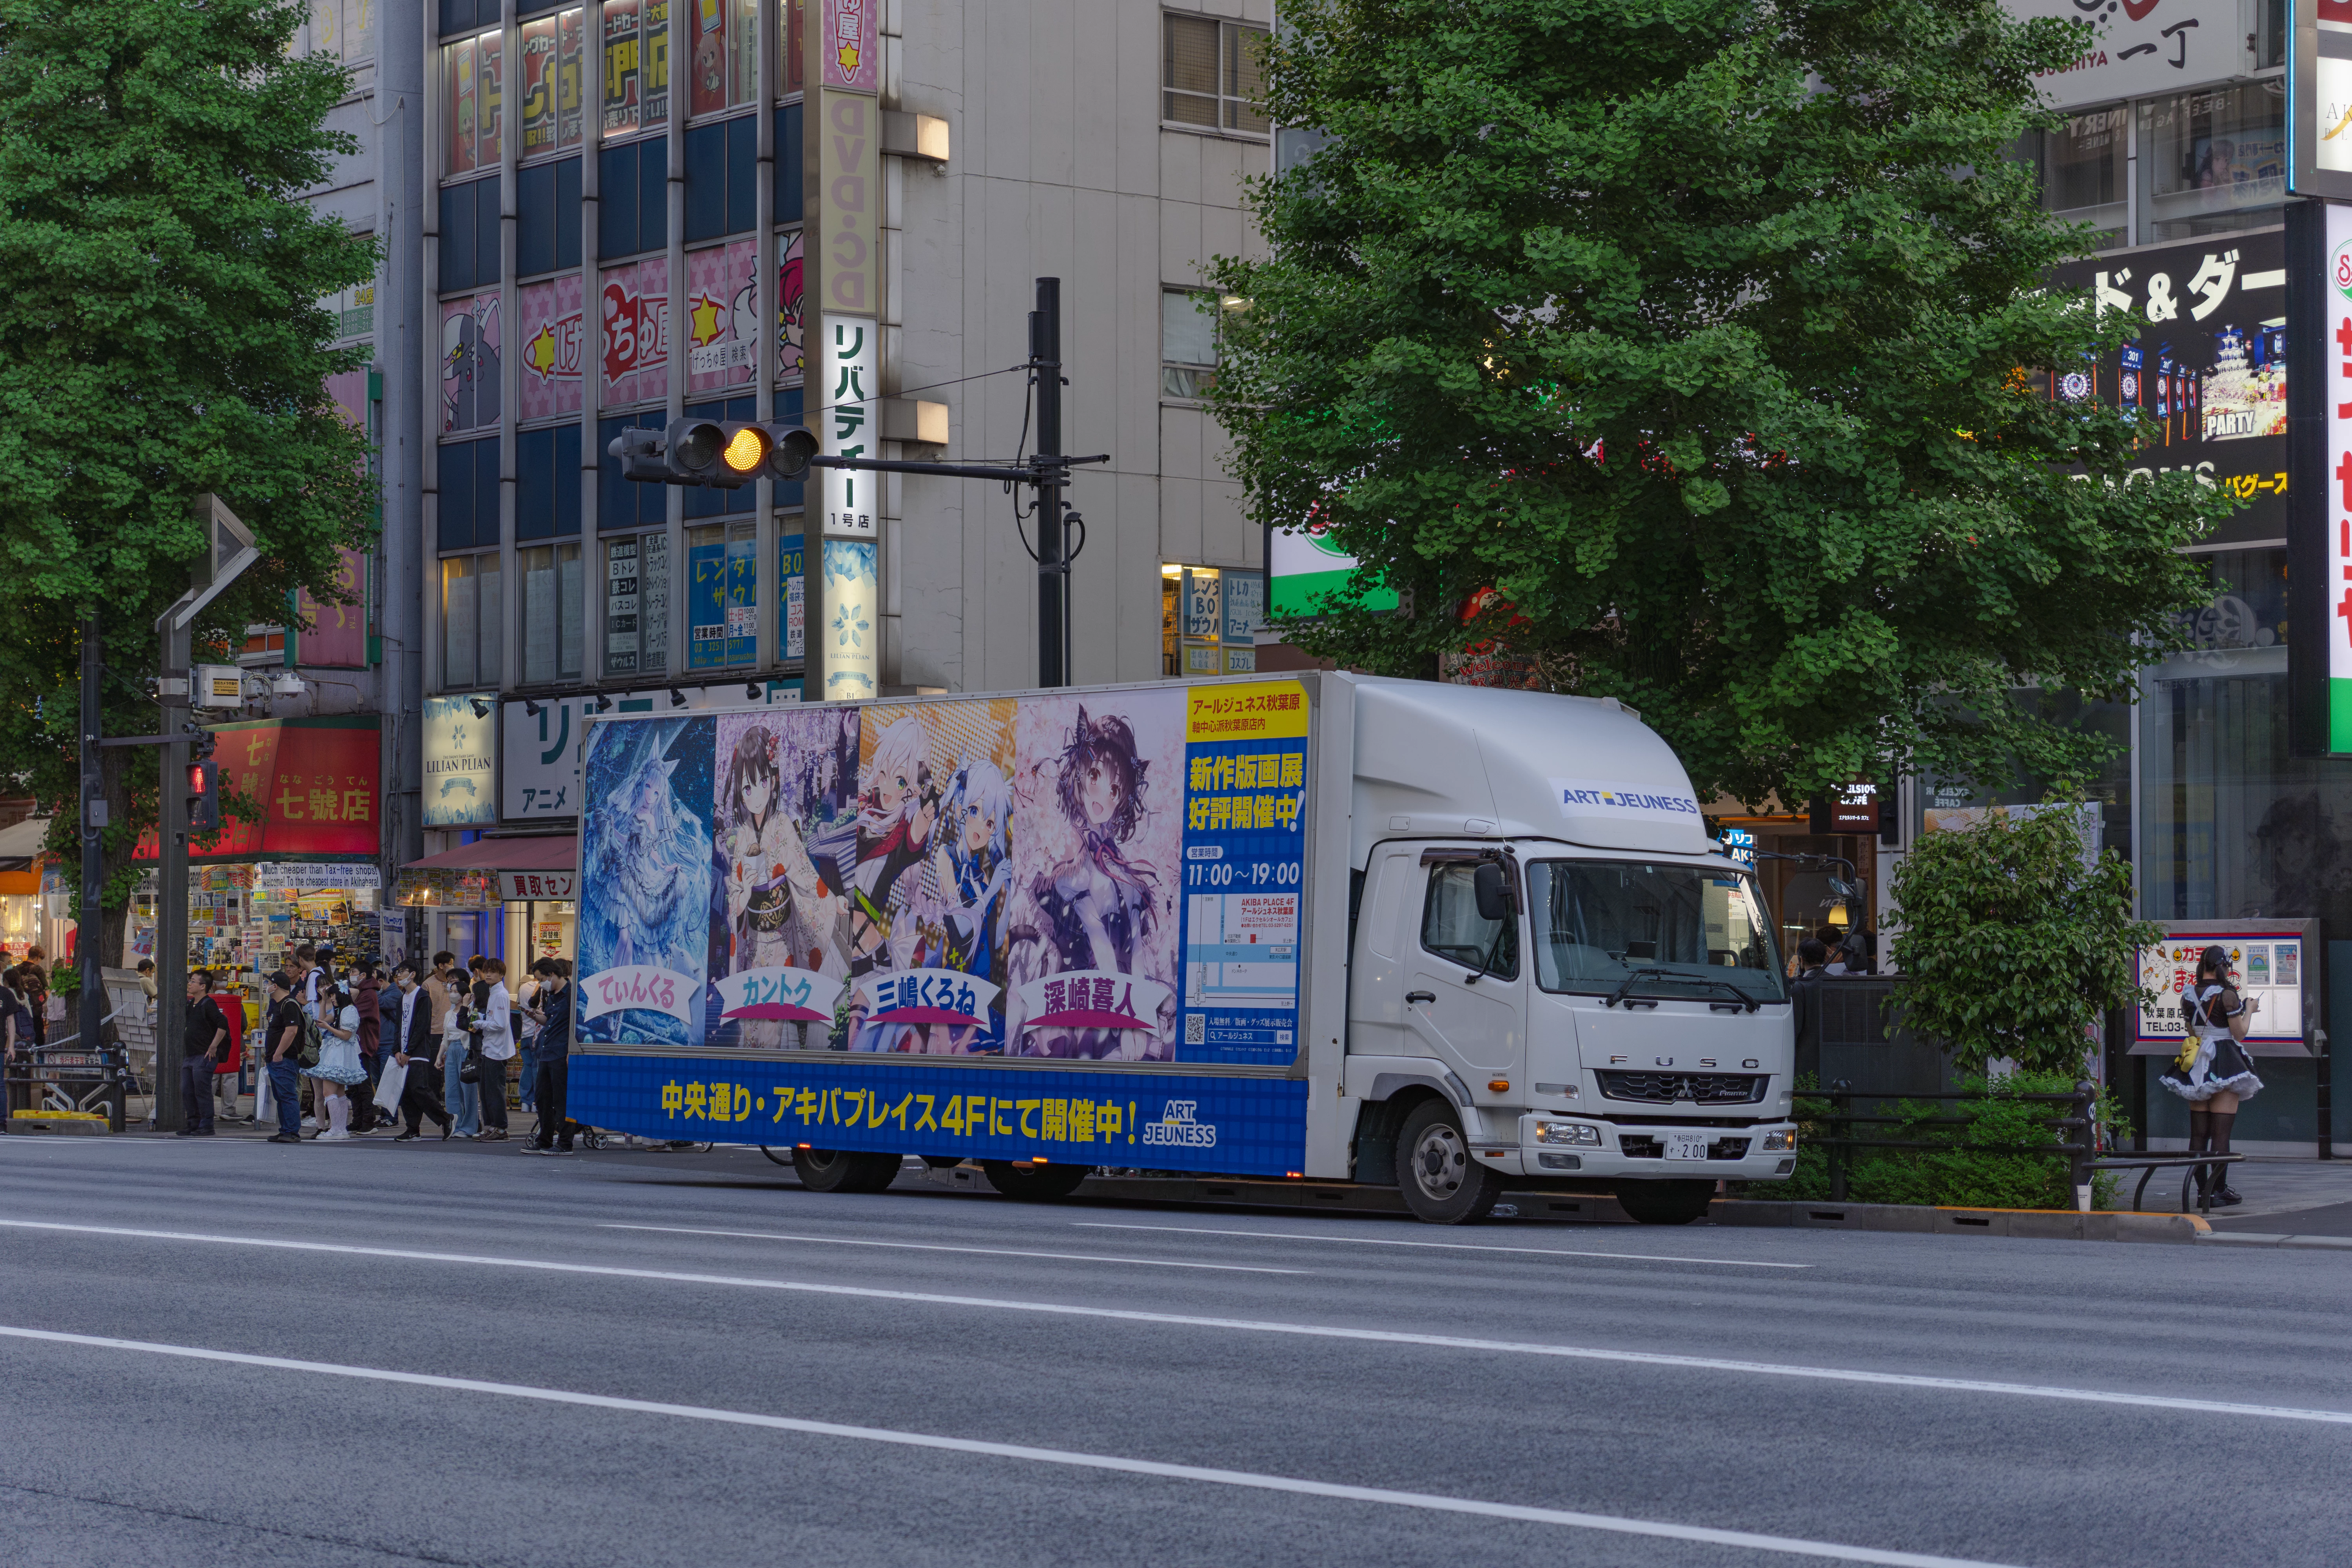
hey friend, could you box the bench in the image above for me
[2088,1154,2248,1216]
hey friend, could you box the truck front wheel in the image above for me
[1615,1180,1715,1225]
[980,1160,1093,1201]
[793,1147,902,1193]
[1394,1100,1503,1225]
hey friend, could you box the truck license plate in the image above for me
[1666,1133,1710,1161]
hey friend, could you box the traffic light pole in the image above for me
[76,618,104,1063]
[154,615,191,1132]
[1032,278,1069,688]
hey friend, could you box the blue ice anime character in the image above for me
[582,728,712,1045]
[929,758,1012,1053]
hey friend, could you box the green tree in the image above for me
[0,0,376,966]
[1208,0,2226,806]
[1884,804,2158,1075]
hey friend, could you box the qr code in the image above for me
[1185,1013,1206,1045]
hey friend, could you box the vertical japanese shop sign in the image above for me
[809,0,880,703]
[2294,0,2352,199]
[2292,201,2352,754]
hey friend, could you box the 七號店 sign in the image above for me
[131,716,381,862]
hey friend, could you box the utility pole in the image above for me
[76,616,104,1060]
[154,607,192,1132]
[1030,278,1069,688]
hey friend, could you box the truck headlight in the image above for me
[1533,1121,1602,1147]
[1760,1128,1797,1152]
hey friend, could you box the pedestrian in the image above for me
[136,958,157,1013]
[303,979,370,1142]
[350,964,388,1133]
[262,972,307,1145]
[387,962,454,1142]
[1789,938,1828,1078]
[427,952,479,1138]
[522,958,575,1154]
[514,964,542,1113]
[293,942,324,1019]
[2160,944,2263,1208]
[471,956,516,1142]
[1,966,30,1120]
[175,969,229,1137]
[20,948,47,1046]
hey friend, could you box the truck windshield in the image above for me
[1526,860,1787,1005]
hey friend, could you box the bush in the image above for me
[1751,1071,2132,1210]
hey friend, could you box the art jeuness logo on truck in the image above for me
[1551,778,1700,820]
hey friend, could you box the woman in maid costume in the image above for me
[2158,944,2261,1208]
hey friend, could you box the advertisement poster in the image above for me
[294,546,370,670]
[2134,929,2307,1048]
[686,533,757,669]
[2046,228,2286,543]
[132,717,382,862]
[577,715,716,1048]
[421,693,498,826]
[777,230,804,379]
[687,238,757,391]
[1176,682,1307,1065]
[518,273,584,420]
[503,695,592,819]
[440,290,501,433]
[601,255,670,408]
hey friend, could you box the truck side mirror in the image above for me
[1472,862,1510,924]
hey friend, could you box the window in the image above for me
[1161,563,1254,675]
[2027,105,2127,252]
[598,134,669,258]
[519,8,588,158]
[1526,861,1786,1004]
[779,0,803,96]
[601,0,670,136]
[439,175,501,292]
[1420,863,1518,981]
[688,0,760,116]
[604,532,670,677]
[686,521,757,668]
[1164,14,1267,134]
[519,542,585,683]
[2145,83,2285,243]
[1162,288,1240,398]
[436,436,500,550]
[441,552,502,690]
[516,424,583,539]
[517,156,583,275]
[600,416,670,528]
[774,101,803,223]
[440,293,500,433]
[443,28,503,176]
[685,113,759,240]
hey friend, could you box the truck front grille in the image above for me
[1597,1071,1767,1106]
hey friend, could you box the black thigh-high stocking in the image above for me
[2187,1107,2213,1192]
[2209,1111,2237,1191]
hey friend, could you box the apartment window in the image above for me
[1163,288,1239,399]
[688,0,761,116]
[602,0,671,136]
[604,532,670,677]
[519,542,585,683]
[442,552,503,690]
[443,28,503,176]
[519,7,588,158]
[2028,105,2127,252]
[1164,14,1267,134]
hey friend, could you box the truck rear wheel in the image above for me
[1394,1099,1503,1225]
[793,1147,901,1193]
[1615,1180,1715,1225]
[980,1160,1093,1201]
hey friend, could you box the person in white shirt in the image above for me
[471,957,517,1142]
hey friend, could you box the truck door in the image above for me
[1403,851,1524,1080]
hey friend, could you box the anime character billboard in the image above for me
[577,716,715,1048]
[708,705,860,1048]
[1005,691,1183,1060]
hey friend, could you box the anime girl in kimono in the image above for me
[1024,707,1161,1060]
[719,724,843,1047]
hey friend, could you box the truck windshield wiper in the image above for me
[1605,967,1760,1013]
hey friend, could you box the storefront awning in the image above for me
[396,836,577,906]
[0,816,51,873]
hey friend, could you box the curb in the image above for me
[2194,1231,2352,1252]
[1710,1198,2210,1243]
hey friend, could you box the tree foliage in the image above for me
[1207,0,2226,804]
[1885,804,2158,1074]
[0,0,376,953]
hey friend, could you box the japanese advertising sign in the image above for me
[820,0,877,92]
[2004,0,2239,111]
[2049,228,2287,545]
[2293,201,2352,753]
[819,318,877,538]
[601,255,671,407]
[2132,926,2310,1052]
[132,717,381,862]
[518,273,585,421]
[503,696,593,820]
[294,546,370,670]
[441,291,500,433]
[422,694,498,826]
[573,681,1310,1069]
[2292,0,2352,198]
[819,540,877,700]
[815,92,877,314]
[686,238,757,392]
[1268,516,1400,621]
[687,532,758,669]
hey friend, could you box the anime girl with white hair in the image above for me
[927,757,1013,1053]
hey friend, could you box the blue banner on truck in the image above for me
[568,1055,1310,1175]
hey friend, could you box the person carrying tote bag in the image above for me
[2158,944,2262,1209]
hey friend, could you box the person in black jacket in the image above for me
[175,970,230,1136]
[387,962,454,1142]
[1789,938,1829,1082]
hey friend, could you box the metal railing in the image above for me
[4,1044,132,1132]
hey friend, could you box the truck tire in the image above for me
[1615,1180,1715,1225]
[1394,1099,1503,1225]
[792,1147,901,1193]
[980,1160,1093,1201]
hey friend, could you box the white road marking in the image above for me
[599,1221,1305,1274]
[4,1217,2347,1428]
[1073,1221,1809,1269]
[0,1322,2027,1568]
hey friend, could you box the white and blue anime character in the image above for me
[930,758,1013,1053]
[579,720,714,1047]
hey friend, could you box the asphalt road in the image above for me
[2,1132,2348,1568]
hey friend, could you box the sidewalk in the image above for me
[2190,1157,2352,1238]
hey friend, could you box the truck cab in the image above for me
[1336,680,1798,1223]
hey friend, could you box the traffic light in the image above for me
[186,759,220,834]
[189,725,216,763]
[607,420,819,487]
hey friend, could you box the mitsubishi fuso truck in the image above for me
[562,671,1797,1224]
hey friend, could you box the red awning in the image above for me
[402,836,576,872]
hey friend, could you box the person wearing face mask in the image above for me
[387,962,454,1142]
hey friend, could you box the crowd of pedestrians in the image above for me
[172,940,580,1153]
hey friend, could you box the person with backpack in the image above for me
[262,972,309,1145]
[2161,944,2263,1208]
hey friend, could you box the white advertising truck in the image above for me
[564,671,1797,1224]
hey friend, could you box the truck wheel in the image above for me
[793,1147,901,1193]
[1615,1180,1715,1225]
[980,1160,1093,1201]
[1394,1099,1503,1225]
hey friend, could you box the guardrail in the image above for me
[4,1044,132,1133]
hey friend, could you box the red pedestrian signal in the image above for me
[186,759,220,833]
